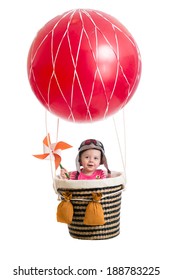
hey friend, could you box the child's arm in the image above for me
[60,164,70,179]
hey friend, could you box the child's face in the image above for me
[80,149,101,174]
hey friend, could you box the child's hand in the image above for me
[60,168,69,179]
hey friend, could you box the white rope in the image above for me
[112,110,127,184]
[58,188,125,202]
[45,108,127,194]
[56,117,60,143]
[45,110,60,194]
[122,109,127,171]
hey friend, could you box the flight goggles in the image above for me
[78,139,104,151]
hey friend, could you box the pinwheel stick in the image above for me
[60,163,70,179]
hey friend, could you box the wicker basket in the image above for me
[54,172,125,240]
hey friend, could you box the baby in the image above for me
[60,139,111,180]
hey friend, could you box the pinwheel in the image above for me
[33,134,72,170]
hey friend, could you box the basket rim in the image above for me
[54,171,125,191]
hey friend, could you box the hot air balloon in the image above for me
[27,9,141,240]
[27,9,141,123]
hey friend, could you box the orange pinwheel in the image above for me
[33,134,72,170]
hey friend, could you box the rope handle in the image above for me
[57,187,125,202]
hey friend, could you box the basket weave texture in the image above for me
[68,184,123,240]
[55,172,125,240]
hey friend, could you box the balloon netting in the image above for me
[27,9,141,122]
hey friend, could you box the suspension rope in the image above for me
[112,109,127,184]
[45,110,60,192]
[45,109,127,189]
[56,117,60,142]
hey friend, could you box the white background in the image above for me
[1,0,172,279]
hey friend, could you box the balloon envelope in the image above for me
[27,9,141,122]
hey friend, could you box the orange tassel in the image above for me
[56,192,74,224]
[84,192,105,225]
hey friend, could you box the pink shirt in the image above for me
[70,169,106,180]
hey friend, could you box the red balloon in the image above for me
[27,9,141,123]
